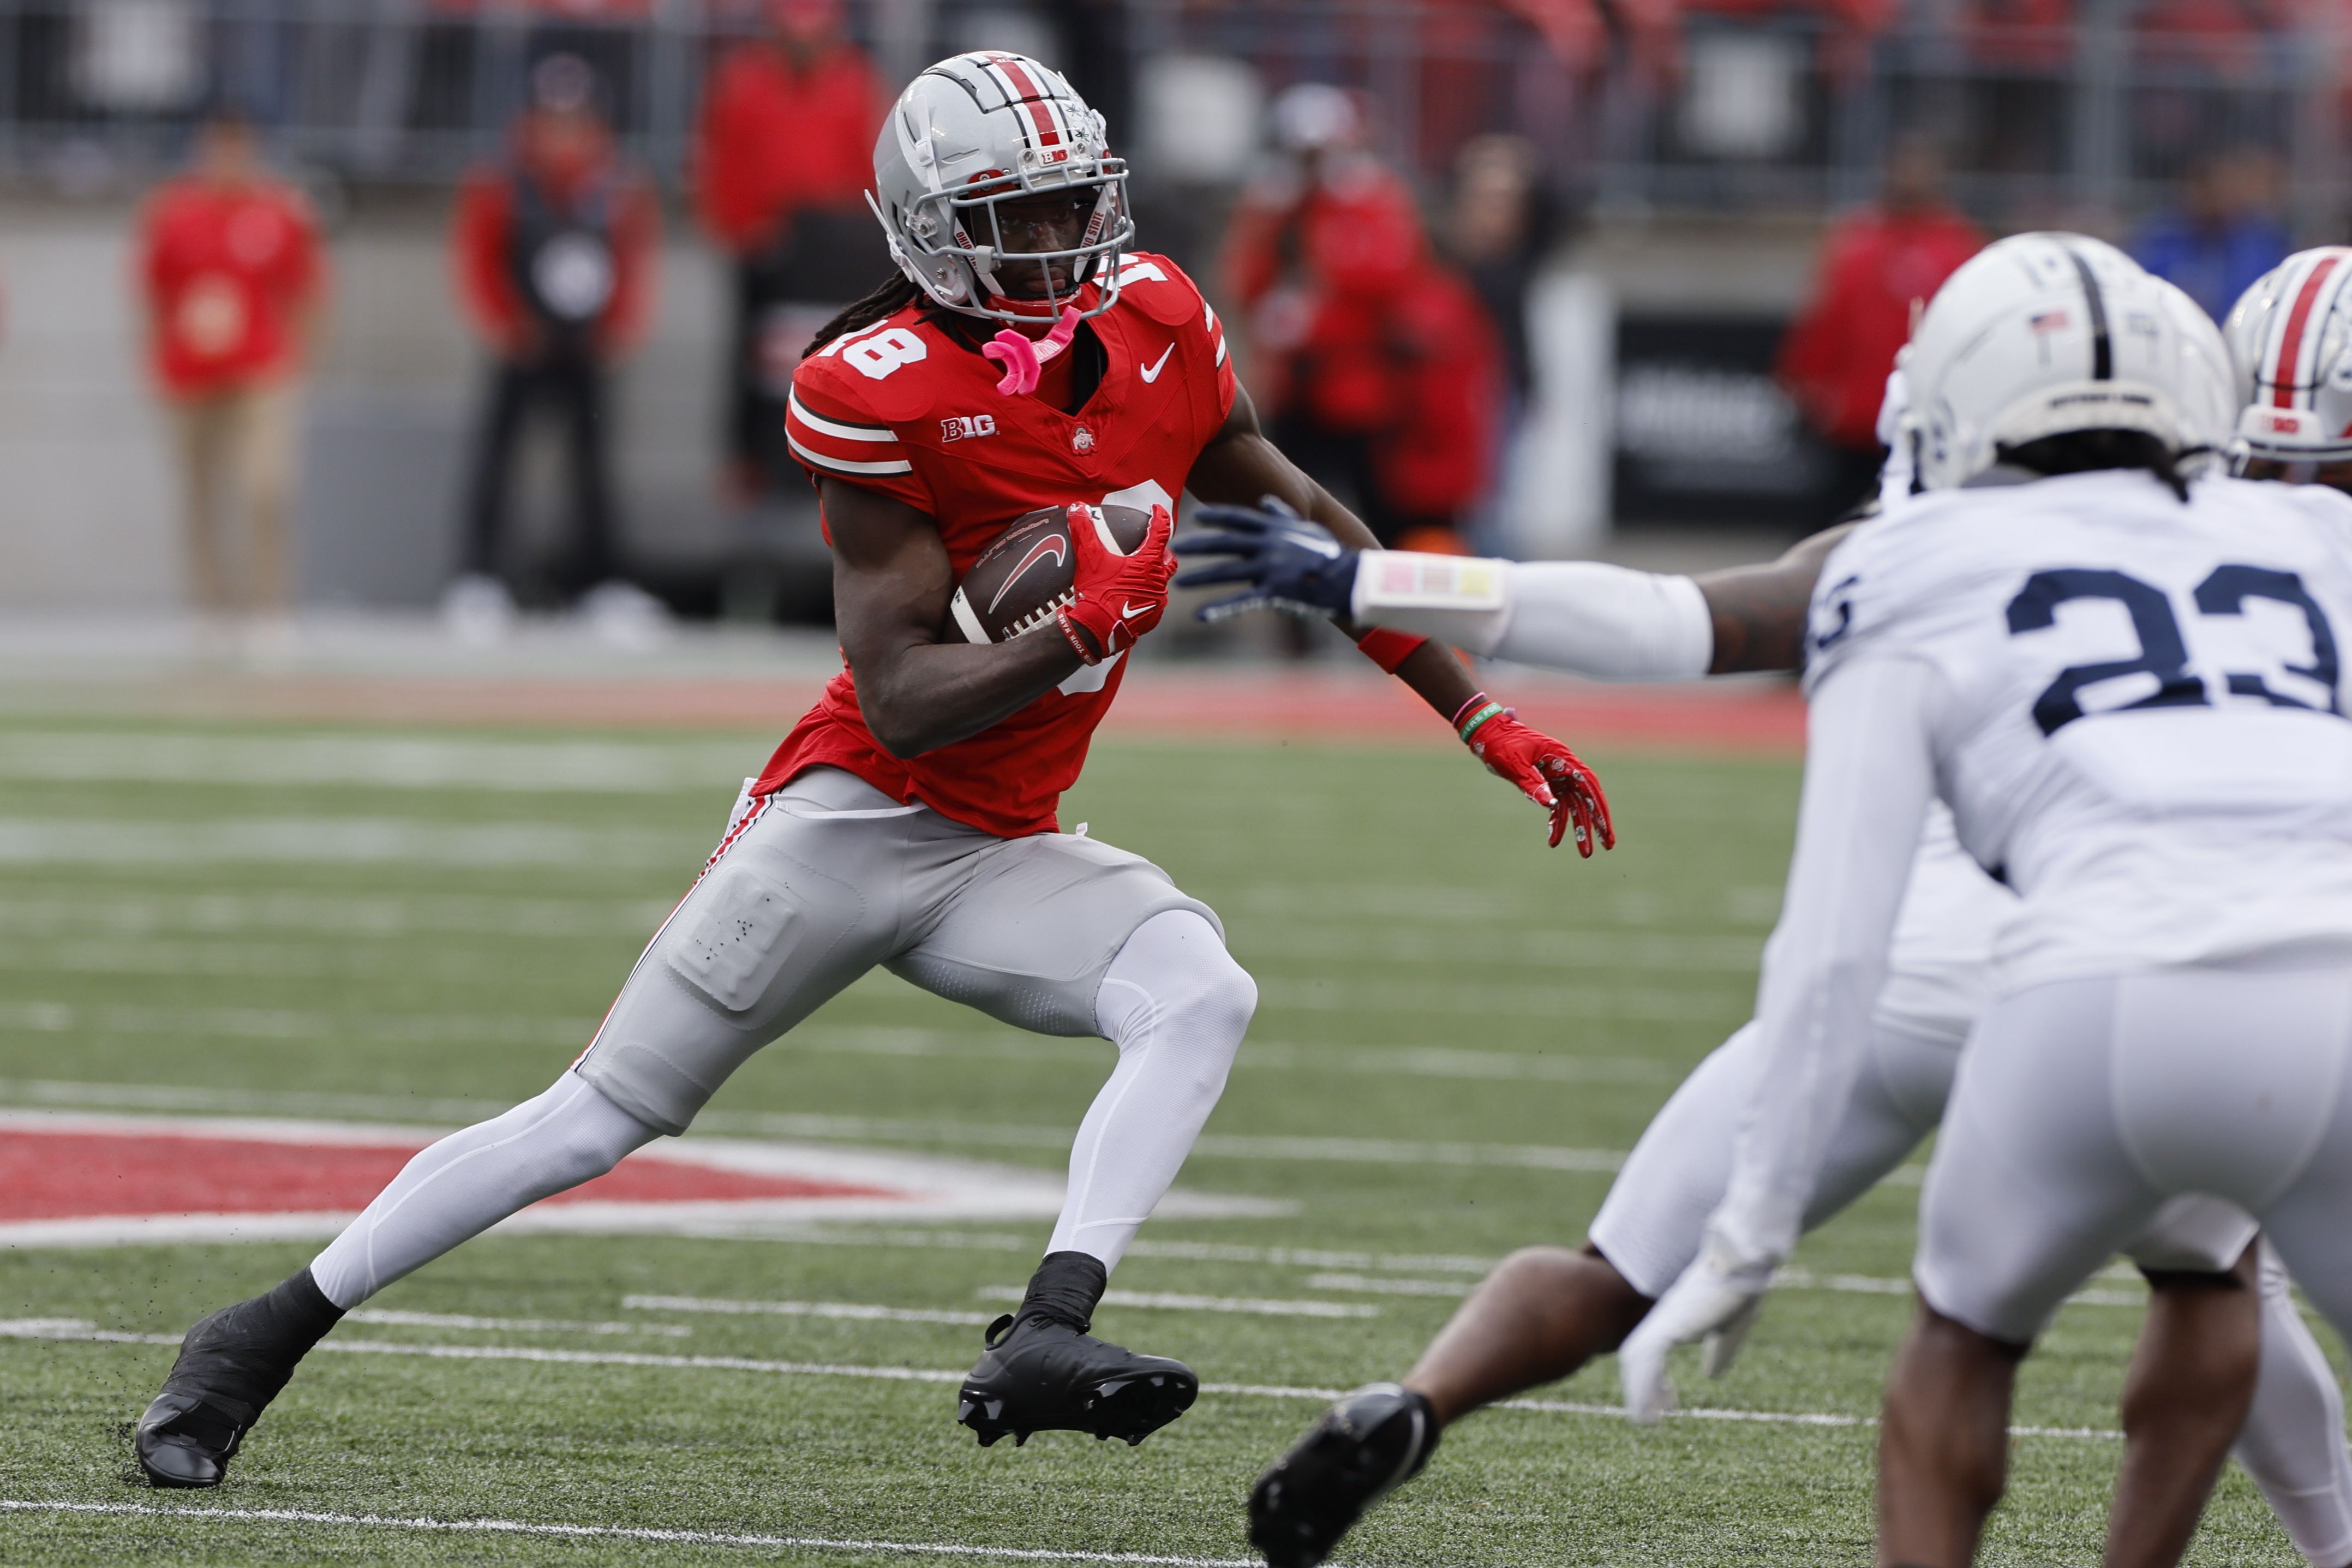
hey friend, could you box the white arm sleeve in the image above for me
[1706,655,1938,1269]
[1349,553,1714,679]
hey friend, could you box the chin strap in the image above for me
[984,307,1082,397]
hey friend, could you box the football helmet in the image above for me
[869,51,1132,324]
[1902,232,2235,489]
[2223,246,2352,465]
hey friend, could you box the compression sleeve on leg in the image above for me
[2235,1242,2352,1566]
[308,1070,661,1309]
[1348,552,1713,679]
[1047,909,1256,1272]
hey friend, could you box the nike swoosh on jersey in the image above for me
[1138,345,1174,383]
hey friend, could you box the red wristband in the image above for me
[1354,627,1428,674]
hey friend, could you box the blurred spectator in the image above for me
[2130,147,2289,322]
[1776,135,1982,518]
[137,108,326,627]
[447,55,662,642]
[693,0,884,501]
[1441,135,1558,552]
[1223,85,1503,556]
[1959,0,2074,178]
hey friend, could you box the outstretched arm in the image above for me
[1184,385,1614,853]
[1353,524,1857,678]
[1184,384,1485,715]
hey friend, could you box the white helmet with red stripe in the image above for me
[868,51,1132,325]
[1902,232,2234,489]
[2223,247,2352,465]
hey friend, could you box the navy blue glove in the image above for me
[1172,498,1360,621]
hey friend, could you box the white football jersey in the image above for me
[1808,469,2352,994]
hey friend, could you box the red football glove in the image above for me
[1453,692,1617,856]
[1057,502,1176,665]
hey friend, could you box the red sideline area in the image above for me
[0,1130,889,1221]
[126,668,1805,755]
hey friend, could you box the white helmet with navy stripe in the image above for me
[868,51,1132,325]
[1903,232,2234,489]
[2223,247,2352,465]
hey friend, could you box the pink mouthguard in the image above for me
[983,307,1081,397]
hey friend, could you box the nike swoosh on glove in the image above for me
[1170,498,1358,621]
[1058,503,1176,665]
[1617,1240,1776,1426]
[1454,700,1616,856]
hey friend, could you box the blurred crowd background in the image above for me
[0,0,2332,639]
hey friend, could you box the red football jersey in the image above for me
[763,253,1236,837]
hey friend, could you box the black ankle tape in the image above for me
[272,1267,346,1343]
[1016,1251,1107,1333]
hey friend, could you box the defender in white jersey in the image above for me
[1611,238,2352,1565]
[1184,236,2352,1568]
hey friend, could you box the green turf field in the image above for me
[0,715,2329,1565]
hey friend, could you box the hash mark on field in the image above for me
[0,1500,1266,1565]
[0,1321,2121,1440]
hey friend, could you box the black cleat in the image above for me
[1248,1382,1440,1568]
[957,1250,1197,1448]
[958,1312,1198,1448]
[134,1268,343,1489]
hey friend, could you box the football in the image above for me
[945,503,1154,644]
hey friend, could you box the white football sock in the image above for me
[2236,1242,2352,1566]
[308,1072,661,1309]
[1048,909,1256,1271]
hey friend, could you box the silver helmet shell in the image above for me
[2223,247,2352,466]
[867,51,1132,324]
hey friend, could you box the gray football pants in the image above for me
[576,765,1221,1135]
[309,767,1253,1306]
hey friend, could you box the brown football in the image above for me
[945,503,1154,644]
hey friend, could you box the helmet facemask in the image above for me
[870,56,1135,328]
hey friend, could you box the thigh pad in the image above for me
[889,831,1218,1037]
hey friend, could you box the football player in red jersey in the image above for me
[131,52,1612,1489]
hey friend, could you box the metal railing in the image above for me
[0,0,2339,231]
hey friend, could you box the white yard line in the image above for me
[0,1089,1638,1176]
[347,1309,690,1338]
[1308,1267,2145,1310]
[0,1320,2119,1440]
[0,1500,1263,1566]
[0,817,698,870]
[0,733,757,793]
[624,1295,995,1326]
[630,1291,1375,1325]
[975,1288,1376,1319]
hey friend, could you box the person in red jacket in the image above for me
[137,109,327,626]
[1222,84,1502,555]
[1775,135,1983,520]
[693,0,885,499]
[447,54,662,638]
